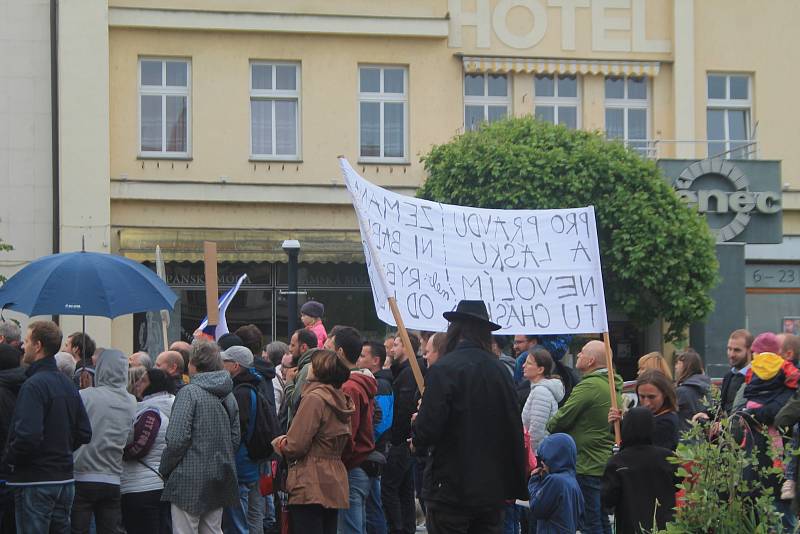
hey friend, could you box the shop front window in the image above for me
[134,261,384,352]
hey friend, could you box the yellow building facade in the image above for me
[54,0,800,362]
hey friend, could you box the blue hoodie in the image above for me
[528,433,584,534]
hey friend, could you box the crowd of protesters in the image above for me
[1,299,800,534]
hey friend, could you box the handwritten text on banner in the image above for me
[340,159,609,335]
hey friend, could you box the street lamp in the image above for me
[282,240,300,339]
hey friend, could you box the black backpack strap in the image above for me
[137,459,164,481]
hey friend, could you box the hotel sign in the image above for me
[448,0,671,53]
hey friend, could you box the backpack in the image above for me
[554,361,579,408]
[373,392,394,442]
[235,383,279,461]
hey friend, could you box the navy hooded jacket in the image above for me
[528,433,584,534]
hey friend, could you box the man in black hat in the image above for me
[412,300,527,534]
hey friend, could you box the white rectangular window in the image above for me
[534,74,580,129]
[464,73,510,131]
[250,62,301,159]
[359,66,408,162]
[707,74,752,159]
[604,75,649,156]
[139,58,190,157]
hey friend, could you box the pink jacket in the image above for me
[308,322,327,348]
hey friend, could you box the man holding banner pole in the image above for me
[546,339,623,534]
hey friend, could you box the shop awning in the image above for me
[462,56,661,77]
[116,227,366,263]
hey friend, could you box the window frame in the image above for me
[249,61,302,161]
[604,75,651,153]
[463,72,512,131]
[357,65,409,164]
[533,73,581,129]
[706,73,753,159]
[138,57,192,159]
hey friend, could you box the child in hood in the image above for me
[528,433,584,534]
[601,407,678,533]
[742,332,799,424]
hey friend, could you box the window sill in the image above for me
[138,155,193,161]
[249,158,303,163]
[357,159,411,166]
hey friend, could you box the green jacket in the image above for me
[284,348,321,426]
[546,368,623,476]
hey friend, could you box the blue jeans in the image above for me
[776,498,797,533]
[14,482,75,534]
[365,476,387,534]
[502,502,519,534]
[224,481,264,534]
[263,494,276,531]
[338,467,370,534]
[576,474,610,534]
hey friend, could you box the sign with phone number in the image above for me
[746,265,800,288]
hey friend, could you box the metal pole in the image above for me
[287,249,298,339]
[81,315,86,369]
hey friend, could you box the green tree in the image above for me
[418,118,717,341]
[0,238,12,285]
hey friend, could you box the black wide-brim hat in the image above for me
[443,300,502,331]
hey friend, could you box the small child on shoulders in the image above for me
[742,332,799,500]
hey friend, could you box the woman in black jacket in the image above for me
[602,407,679,534]
[609,370,680,451]
[674,349,712,432]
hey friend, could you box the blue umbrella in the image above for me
[0,251,177,318]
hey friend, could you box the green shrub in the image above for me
[655,419,785,533]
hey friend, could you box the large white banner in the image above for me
[340,159,609,335]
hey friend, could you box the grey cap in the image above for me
[222,345,254,368]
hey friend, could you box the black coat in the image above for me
[653,411,679,451]
[0,367,26,450]
[602,445,677,533]
[413,340,527,508]
[602,408,678,534]
[719,370,746,417]
[390,357,425,446]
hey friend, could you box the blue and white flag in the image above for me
[197,273,248,340]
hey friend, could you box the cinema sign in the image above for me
[658,159,782,244]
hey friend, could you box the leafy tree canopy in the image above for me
[0,238,12,285]
[418,117,717,342]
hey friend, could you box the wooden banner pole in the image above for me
[388,297,425,395]
[603,331,621,445]
[204,242,219,328]
[339,157,425,395]
[161,319,169,353]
